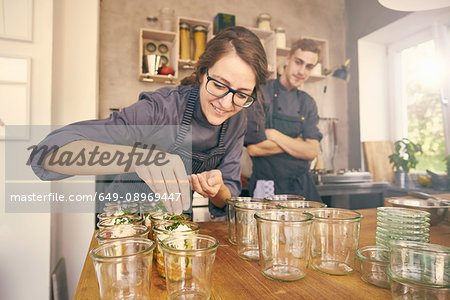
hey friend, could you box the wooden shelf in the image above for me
[138,28,178,84]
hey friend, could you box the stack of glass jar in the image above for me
[375,207,431,248]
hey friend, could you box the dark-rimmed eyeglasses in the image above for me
[205,70,256,108]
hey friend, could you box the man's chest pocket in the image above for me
[271,113,304,138]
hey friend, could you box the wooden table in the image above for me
[75,207,450,299]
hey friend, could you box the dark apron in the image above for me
[100,86,229,217]
[250,79,321,202]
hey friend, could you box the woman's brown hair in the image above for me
[180,26,268,95]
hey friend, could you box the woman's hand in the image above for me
[190,170,223,198]
[134,153,190,214]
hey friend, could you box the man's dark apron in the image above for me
[249,79,321,202]
[100,86,229,218]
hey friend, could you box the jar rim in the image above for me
[160,234,219,255]
[90,237,155,261]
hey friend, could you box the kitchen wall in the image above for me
[99,0,349,169]
[345,0,409,169]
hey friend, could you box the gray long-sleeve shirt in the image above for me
[30,85,246,216]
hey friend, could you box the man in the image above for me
[245,38,323,201]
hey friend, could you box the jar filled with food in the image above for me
[193,25,208,61]
[275,27,286,48]
[152,220,200,278]
[179,22,191,60]
[257,13,271,30]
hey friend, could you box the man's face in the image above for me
[282,48,319,90]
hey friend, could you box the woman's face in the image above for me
[199,52,256,126]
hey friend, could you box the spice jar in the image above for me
[257,13,271,30]
[275,27,286,48]
[193,25,208,61]
[179,22,191,60]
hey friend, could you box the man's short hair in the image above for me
[289,39,321,59]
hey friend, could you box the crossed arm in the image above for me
[247,128,319,161]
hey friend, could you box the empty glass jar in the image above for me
[310,208,363,275]
[255,209,314,281]
[90,237,155,300]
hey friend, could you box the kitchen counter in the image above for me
[316,181,389,209]
[75,205,449,299]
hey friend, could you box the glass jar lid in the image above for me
[257,13,271,22]
[179,22,190,30]
[275,27,285,33]
[193,25,208,32]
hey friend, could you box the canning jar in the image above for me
[257,13,271,30]
[310,208,363,275]
[193,25,208,61]
[179,22,191,60]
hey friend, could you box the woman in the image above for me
[30,26,268,218]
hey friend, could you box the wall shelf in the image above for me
[138,28,178,84]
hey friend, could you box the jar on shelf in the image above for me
[275,27,286,48]
[159,7,175,32]
[193,25,208,61]
[179,22,191,60]
[257,13,271,30]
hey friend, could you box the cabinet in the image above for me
[276,37,329,83]
[138,28,178,84]
[178,17,213,70]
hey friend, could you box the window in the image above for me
[387,22,450,174]
[400,39,445,172]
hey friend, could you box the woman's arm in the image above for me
[43,139,191,213]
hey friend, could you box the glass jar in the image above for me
[193,25,208,61]
[310,208,363,275]
[275,27,286,48]
[226,197,264,245]
[95,224,150,244]
[90,238,155,299]
[152,220,200,278]
[255,209,314,281]
[257,13,271,30]
[159,7,174,32]
[161,234,219,300]
[179,22,191,60]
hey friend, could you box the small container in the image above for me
[386,267,450,300]
[275,27,286,48]
[257,13,271,30]
[97,215,144,230]
[226,197,264,245]
[89,238,155,299]
[95,224,150,244]
[275,200,327,210]
[159,7,174,32]
[161,234,219,300]
[264,194,306,201]
[234,202,278,261]
[388,241,450,287]
[310,208,363,275]
[152,220,200,278]
[356,246,390,289]
[193,25,208,61]
[179,22,191,60]
[255,209,314,282]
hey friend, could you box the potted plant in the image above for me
[388,138,422,187]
